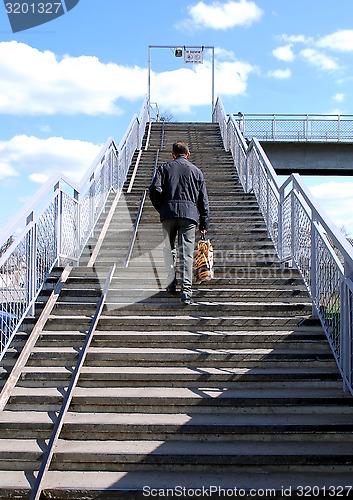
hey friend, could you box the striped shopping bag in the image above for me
[194,236,214,284]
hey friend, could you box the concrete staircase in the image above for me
[0,122,352,499]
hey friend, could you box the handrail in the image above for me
[213,97,353,395]
[127,150,143,194]
[0,97,150,362]
[124,190,147,268]
[153,149,160,179]
[239,112,353,142]
[160,121,165,150]
[30,263,116,500]
[124,148,160,267]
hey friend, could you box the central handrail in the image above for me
[160,121,165,150]
[30,263,116,500]
[153,148,160,178]
[124,190,147,268]
[124,148,160,268]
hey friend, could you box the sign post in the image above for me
[148,45,215,121]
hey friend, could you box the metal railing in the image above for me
[0,97,150,362]
[214,98,353,395]
[238,113,353,142]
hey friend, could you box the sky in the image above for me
[0,0,353,238]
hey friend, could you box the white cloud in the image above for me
[214,47,236,60]
[182,0,263,31]
[281,34,311,44]
[300,48,339,71]
[317,30,353,52]
[0,162,19,180]
[267,68,291,79]
[308,180,353,236]
[0,41,256,117]
[29,173,50,184]
[151,59,257,113]
[334,93,345,103]
[0,135,102,184]
[0,41,146,116]
[272,45,294,62]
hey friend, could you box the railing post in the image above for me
[310,218,318,319]
[245,151,250,194]
[341,262,353,392]
[338,114,341,142]
[272,115,277,141]
[266,175,270,231]
[290,190,296,265]
[74,189,80,263]
[54,182,63,265]
[278,188,284,262]
[26,212,36,316]
[89,174,95,237]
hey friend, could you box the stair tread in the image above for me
[30,347,330,355]
[2,469,352,492]
[3,410,353,426]
[54,439,353,454]
[11,386,349,399]
[22,365,335,374]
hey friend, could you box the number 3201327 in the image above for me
[5,3,62,14]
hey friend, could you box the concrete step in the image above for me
[36,329,327,346]
[2,469,353,499]
[49,301,313,317]
[45,287,309,303]
[18,365,341,387]
[3,411,353,443]
[41,468,353,497]
[48,438,353,471]
[94,315,316,332]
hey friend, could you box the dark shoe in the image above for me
[166,279,178,293]
[180,293,193,305]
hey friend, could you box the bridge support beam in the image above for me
[261,141,353,175]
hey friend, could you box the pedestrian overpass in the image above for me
[240,112,353,174]
[0,97,353,497]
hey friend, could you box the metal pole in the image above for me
[148,45,151,122]
[211,46,215,117]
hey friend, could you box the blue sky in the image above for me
[1,0,353,237]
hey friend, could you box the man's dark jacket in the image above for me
[149,155,209,230]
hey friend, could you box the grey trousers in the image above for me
[162,218,197,295]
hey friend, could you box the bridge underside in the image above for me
[261,141,353,175]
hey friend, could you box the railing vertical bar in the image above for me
[278,188,284,263]
[310,219,318,318]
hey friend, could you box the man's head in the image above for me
[172,141,190,159]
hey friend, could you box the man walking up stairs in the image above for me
[0,122,352,499]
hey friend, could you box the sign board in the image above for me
[184,49,204,64]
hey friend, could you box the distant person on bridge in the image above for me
[237,111,244,135]
[149,141,209,305]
